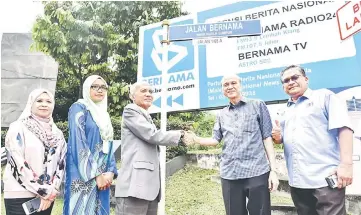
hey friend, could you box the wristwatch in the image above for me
[180,130,185,138]
[179,131,186,146]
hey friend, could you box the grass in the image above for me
[165,166,224,215]
[271,193,294,206]
[165,165,294,215]
[1,197,4,214]
[52,198,64,215]
[1,165,294,215]
[1,165,4,178]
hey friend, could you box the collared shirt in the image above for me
[280,88,352,188]
[213,98,272,180]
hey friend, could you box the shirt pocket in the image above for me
[220,115,235,135]
[298,105,326,128]
[240,113,258,132]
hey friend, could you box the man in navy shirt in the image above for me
[194,74,279,215]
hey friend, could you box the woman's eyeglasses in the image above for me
[90,85,108,91]
[282,75,301,84]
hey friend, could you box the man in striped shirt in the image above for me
[194,74,279,215]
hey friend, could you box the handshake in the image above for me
[180,130,198,146]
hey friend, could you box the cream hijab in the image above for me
[18,89,63,148]
[77,75,114,143]
[18,89,55,122]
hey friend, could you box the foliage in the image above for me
[52,112,218,161]
[190,111,219,151]
[274,142,284,150]
[168,111,209,123]
[151,111,221,160]
[191,111,216,137]
[54,116,122,142]
[1,129,8,147]
[52,111,218,161]
[31,1,187,121]
[111,116,122,140]
[55,121,69,140]
[153,115,189,161]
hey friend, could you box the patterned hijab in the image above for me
[77,75,114,142]
[19,89,63,148]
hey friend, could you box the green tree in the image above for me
[31,1,186,121]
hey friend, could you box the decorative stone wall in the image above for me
[187,151,289,179]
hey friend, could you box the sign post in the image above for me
[157,19,261,215]
[158,20,169,215]
[159,20,170,215]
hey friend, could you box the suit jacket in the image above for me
[114,103,181,201]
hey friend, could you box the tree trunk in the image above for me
[78,78,83,99]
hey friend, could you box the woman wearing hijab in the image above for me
[63,75,118,215]
[3,89,67,215]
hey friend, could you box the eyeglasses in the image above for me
[90,85,108,91]
[282,75,302,84]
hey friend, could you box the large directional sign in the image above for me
[138,1,361,113]
[169,20,261,41]
[138,16,199,112]
[152,94,184,108]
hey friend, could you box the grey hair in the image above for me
[221,74,241,85]
[129,81,152,100]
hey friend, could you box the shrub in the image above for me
[55,121,69,141]
[190,113,218,151]
[54,116,122,141]
[192,113,216,137]
[1,128,8,147]
[153,116,190,161]
[111,116,122,140]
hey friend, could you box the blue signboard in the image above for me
[138,16,197,111]
[138,1,361,113]
[169,20,261,41]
